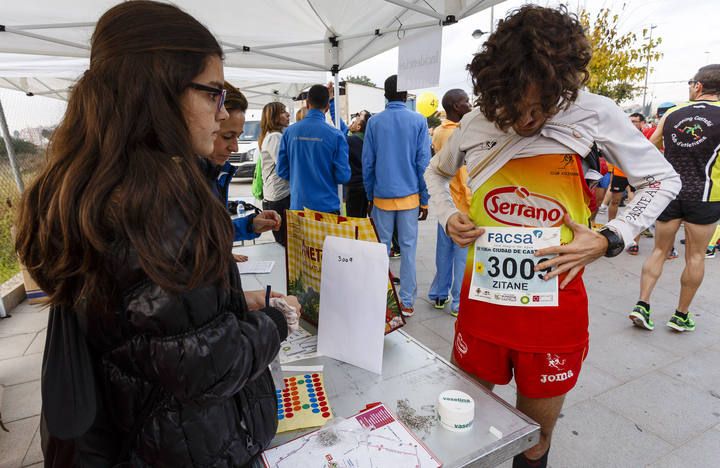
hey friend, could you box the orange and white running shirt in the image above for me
[457,154,592,352]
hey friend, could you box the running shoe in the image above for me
[667,247,679,260]
[389,249,401,258]
[627,245,639,256]
[450,308,459,318]
[390,276,400,285]
[629,304,654,330]
[666,312,696,332]
[641,229,654,238]
[598,205,608,214]
[706,246,716,259]
[433,298,449,309]
[400,305,414,317]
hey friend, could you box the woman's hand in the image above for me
[244,290,266,311]
[534,214,609,289]
[446,212,484,248]
[252,210,282,233]
[244,290,302,320]
[233,253,248,262]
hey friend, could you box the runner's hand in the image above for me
[534,214,608,289]
[252,210,282,233]
[418,207,429,221]
[233,254,249,262]
[447,212,484,248]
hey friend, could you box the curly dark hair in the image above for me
[467,5,591,132]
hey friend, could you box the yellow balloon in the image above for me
[417,91,439,117]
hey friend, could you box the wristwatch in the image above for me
[597,226,625,258]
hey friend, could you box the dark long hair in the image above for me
[467,5,591,131]
[15,0,234,307]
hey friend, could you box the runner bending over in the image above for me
[425,6,680,467]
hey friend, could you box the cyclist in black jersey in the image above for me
[632,64,720,332]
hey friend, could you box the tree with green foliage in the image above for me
[426,112,441,129]
[580,8,662,103]
[0,138,38,157]
[343,75,376,87]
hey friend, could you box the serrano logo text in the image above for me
[484,186,567,227]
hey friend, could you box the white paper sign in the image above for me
[236,260,275,275]
[397,26,442,91]
[317,236,388,375]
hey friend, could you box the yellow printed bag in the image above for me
[286,209,405,334]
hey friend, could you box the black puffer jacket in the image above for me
[74,236,287,466]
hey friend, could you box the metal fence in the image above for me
[0,88,66,283]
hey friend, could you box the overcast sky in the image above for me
[1,0,718,132]
[343,0,720,112]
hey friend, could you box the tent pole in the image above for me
[222,42,326,71]
[331,42,344,214]
[383,0,446,20]
[0,97,25,194]
[3,26,90,51]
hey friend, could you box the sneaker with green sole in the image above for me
[667,313,696,332]
[629,304,654,330]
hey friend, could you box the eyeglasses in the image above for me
[688,79,699,86]
[189,82,227,113]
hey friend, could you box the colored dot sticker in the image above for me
[316,391,324,396]
[302,404,310,409]
[322,412,331,418]
[320,406,328,412]
[304,374,312,379]
[309,397,317,403]
[294,406,301,411]
[318,397,326,402]
[297,380,304,384]
[312,409,320,413]
[291,390,298,396]
[286,413,293,418]
[313,378,320,382]
[311,403,318,408]
[307,393,315,398]
[312,373,319,378]
[278,414,284,420]
[283,397,290,403]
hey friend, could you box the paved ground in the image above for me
[1,179,718,467]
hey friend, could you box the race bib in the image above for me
[469,227,560,307]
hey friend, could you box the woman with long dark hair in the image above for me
[258,102,291,246]
[16,1,287,466]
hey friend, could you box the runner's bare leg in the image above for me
[677,222,717,312]
[608,192,623,221]
[639,219,682,302]
[516,393,565,460]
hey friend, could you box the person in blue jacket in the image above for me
[362,75,431,316]
[277,85,350,213]
[208,82,281,244]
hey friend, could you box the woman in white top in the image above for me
[259,102,291,246]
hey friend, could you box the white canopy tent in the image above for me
[1,0,500,70]
[0,0,503,192]
[0,53,325,105]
